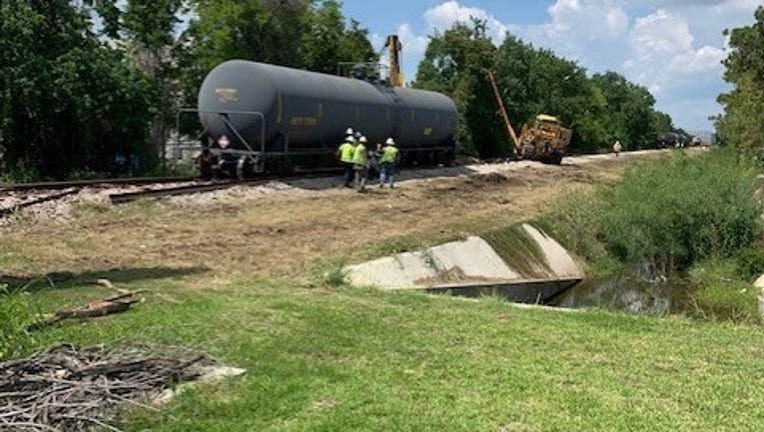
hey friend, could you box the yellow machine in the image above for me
[384,35,404,86]
[486,70,572,164]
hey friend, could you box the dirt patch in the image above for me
[0,155,637,281]
[468,172,510,185]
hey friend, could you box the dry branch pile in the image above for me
[0,344,213,431]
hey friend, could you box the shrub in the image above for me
[734,245,764,282]
[595,149,761,275]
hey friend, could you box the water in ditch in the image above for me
[551,275,699,315]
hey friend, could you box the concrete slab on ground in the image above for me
[345,223,584,302]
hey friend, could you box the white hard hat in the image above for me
[359,136,368,143]
[385,137,396,145]
[354,131,362,139]
[345,127,354,135]
[346,135,355,142]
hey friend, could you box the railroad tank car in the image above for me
[197,60,458,177]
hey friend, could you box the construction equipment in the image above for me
[384,35,404,86]
[485,70,571,164]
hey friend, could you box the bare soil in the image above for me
[0,152,655,283]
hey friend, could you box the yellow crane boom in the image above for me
[485,69,520,150]
[385,35,404,87]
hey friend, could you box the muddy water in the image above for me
[552,276,699,315]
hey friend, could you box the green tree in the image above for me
[493,37,609,154]
[301,1,377,74]
[120,0,187,163]
[415,20,503,157]
[589,72,662,150]
[716,6,764,159]
[178,0,377,115]
[0,0,156,179]
[416,22,670,158]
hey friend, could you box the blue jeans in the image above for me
[379,163,396,186]
[342,163,354,185]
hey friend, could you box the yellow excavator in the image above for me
[486,70,571,164]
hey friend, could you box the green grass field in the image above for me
[4,150,764,430]
[20,272,764,431]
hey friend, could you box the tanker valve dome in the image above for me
[351,64,369,80]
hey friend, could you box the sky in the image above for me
[341,0,762,132]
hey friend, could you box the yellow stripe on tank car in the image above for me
[276,93,283,124]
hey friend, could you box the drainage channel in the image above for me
[425,278,583,304]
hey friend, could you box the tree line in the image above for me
[413,19,674,157]
[0,0,376,180]
[715,6,764,160]
[1,1,758,179]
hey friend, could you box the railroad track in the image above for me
[0,176,195,192]
[108,171,342,205]
[0,189,80,217]
[0,176,198,217]
[108,181,249,204]
[0,168,342,215]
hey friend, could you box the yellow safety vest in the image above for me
[339,142,355,163]
[380,146,398,164]
[353,144,368,167]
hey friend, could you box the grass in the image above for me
[482,223,552,278]
[0,285,40,360]
[18,273,764,431]
[688,259,761,325]
[4,151,764,430]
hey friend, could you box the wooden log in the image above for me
[28,290,145,331]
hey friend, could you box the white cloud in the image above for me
[631,9,693,54]
[423,0,509,42]
[394,0,759,129]
[669,45,726,74]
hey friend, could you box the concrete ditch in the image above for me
[345,224,584,304]
[755,275,764,322]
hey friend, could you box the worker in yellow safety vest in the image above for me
[353,136,369,192]
[379,137,400,188]
[337,133,356,187]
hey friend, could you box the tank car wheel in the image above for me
[441,150,455,167]
[198,157,213,180]
[236,156,255,180]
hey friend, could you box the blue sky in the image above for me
[340,0,762,131]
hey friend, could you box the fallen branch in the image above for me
[28,289,145,331]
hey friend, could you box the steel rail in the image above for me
[0,190,80,217]
[0,176,196,192]
[108,181,258,205]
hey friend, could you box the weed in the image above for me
[481,223,551,278]
[313,257,348,287]
[0,285,39,360]
[688,280,759,324]
[71,198,112,214]
[420,247,443,272]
